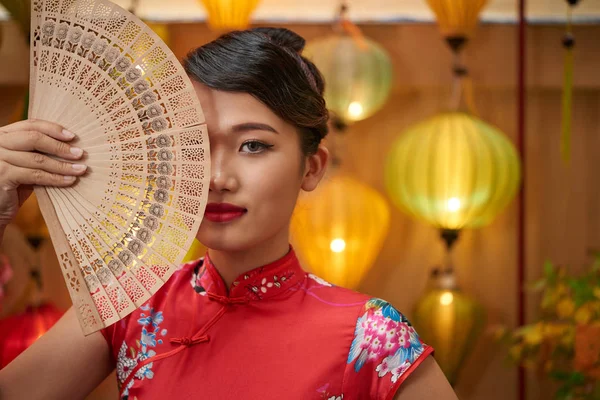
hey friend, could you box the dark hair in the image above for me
[183,27,328,156]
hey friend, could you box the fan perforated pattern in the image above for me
[29,0,209,335]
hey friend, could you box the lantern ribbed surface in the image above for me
[304,35,392,123]
[291,174,390,289]
[200,0,261,30]
[385,112,521,230]
[425,0,489,39]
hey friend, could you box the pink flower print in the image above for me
[391,360,412,383]
[361,334,373,350]
[368,337,384,359]
[383,338,400,355]
[385,321,399,340]
[375,356,392,378]
[368,312,386,332]
[397,334,412,349]
[398,322,410,338]
[376,351,403,379]
[376,322,389,338]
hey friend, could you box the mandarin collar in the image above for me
[192,247,305,301]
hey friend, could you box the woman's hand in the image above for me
[0,119,87,229]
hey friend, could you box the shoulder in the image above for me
[342,297,434,400]
[303,272,372,304]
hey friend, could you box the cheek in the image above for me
[244,154,302,210]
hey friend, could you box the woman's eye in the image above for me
[240,140,272,154]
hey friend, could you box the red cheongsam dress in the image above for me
[101,247,433,399]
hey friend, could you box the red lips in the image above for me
[204,203,247,223]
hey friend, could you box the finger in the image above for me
[0,119,74,141]
[0,163,77,189]
[0,150,87,176]
[0,130,83,160]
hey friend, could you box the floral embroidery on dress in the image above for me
[116,305,167,398]
[347,299,425,384]
[316,383,343,400]
[190,258,207,296]
[245,271,294,300]
[308,273,333,287]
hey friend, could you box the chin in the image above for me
[196,224,256,253]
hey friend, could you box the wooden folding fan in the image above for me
[28,0,210,335]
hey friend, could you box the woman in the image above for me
[0,28,456,399]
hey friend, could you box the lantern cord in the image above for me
[447,37,478,115]
[328,117,347,168]
[335,1,368,50]
[440,229,460,253]
[516,0,527,398]
[440,229,460,274]
[560,4,576,164]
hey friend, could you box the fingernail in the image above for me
[62,129,75,139]
[70,147,83,157]
[64,175,76,182]
[71,163,87,172]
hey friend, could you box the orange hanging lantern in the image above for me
[199,0,261,31]
[0,303,64,368]
[425,0,488,40]
[291,174,390,289]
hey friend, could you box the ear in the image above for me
[301,145,329,192]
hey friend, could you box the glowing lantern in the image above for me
[412,268,485,386]
[304,34,392,124]
[199,0,261,31]
[0,303,64,368]
[385,112,520,231]
[425,0,488,40]
[291,174,390,289]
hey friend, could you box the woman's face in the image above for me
[193,82,325,252]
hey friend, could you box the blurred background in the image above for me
[1,0,599,399]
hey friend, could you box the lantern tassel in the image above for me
[560,8,575,165]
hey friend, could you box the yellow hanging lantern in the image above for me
[291,174,390,289]
[425,0,489,40]
[385,112,520,231]
[183,238,207,263]
[199,0,261,31]
[304,32,392,125]
[412,268,485,386]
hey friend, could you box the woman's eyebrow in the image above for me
[231,122,279,134]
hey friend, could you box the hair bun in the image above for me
[251,27,306,53]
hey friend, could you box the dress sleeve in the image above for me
[101,314,133,365]
[342,298,434,400]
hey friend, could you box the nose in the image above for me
[209,152,238,193]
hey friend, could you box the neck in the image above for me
[207,227,291,288]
